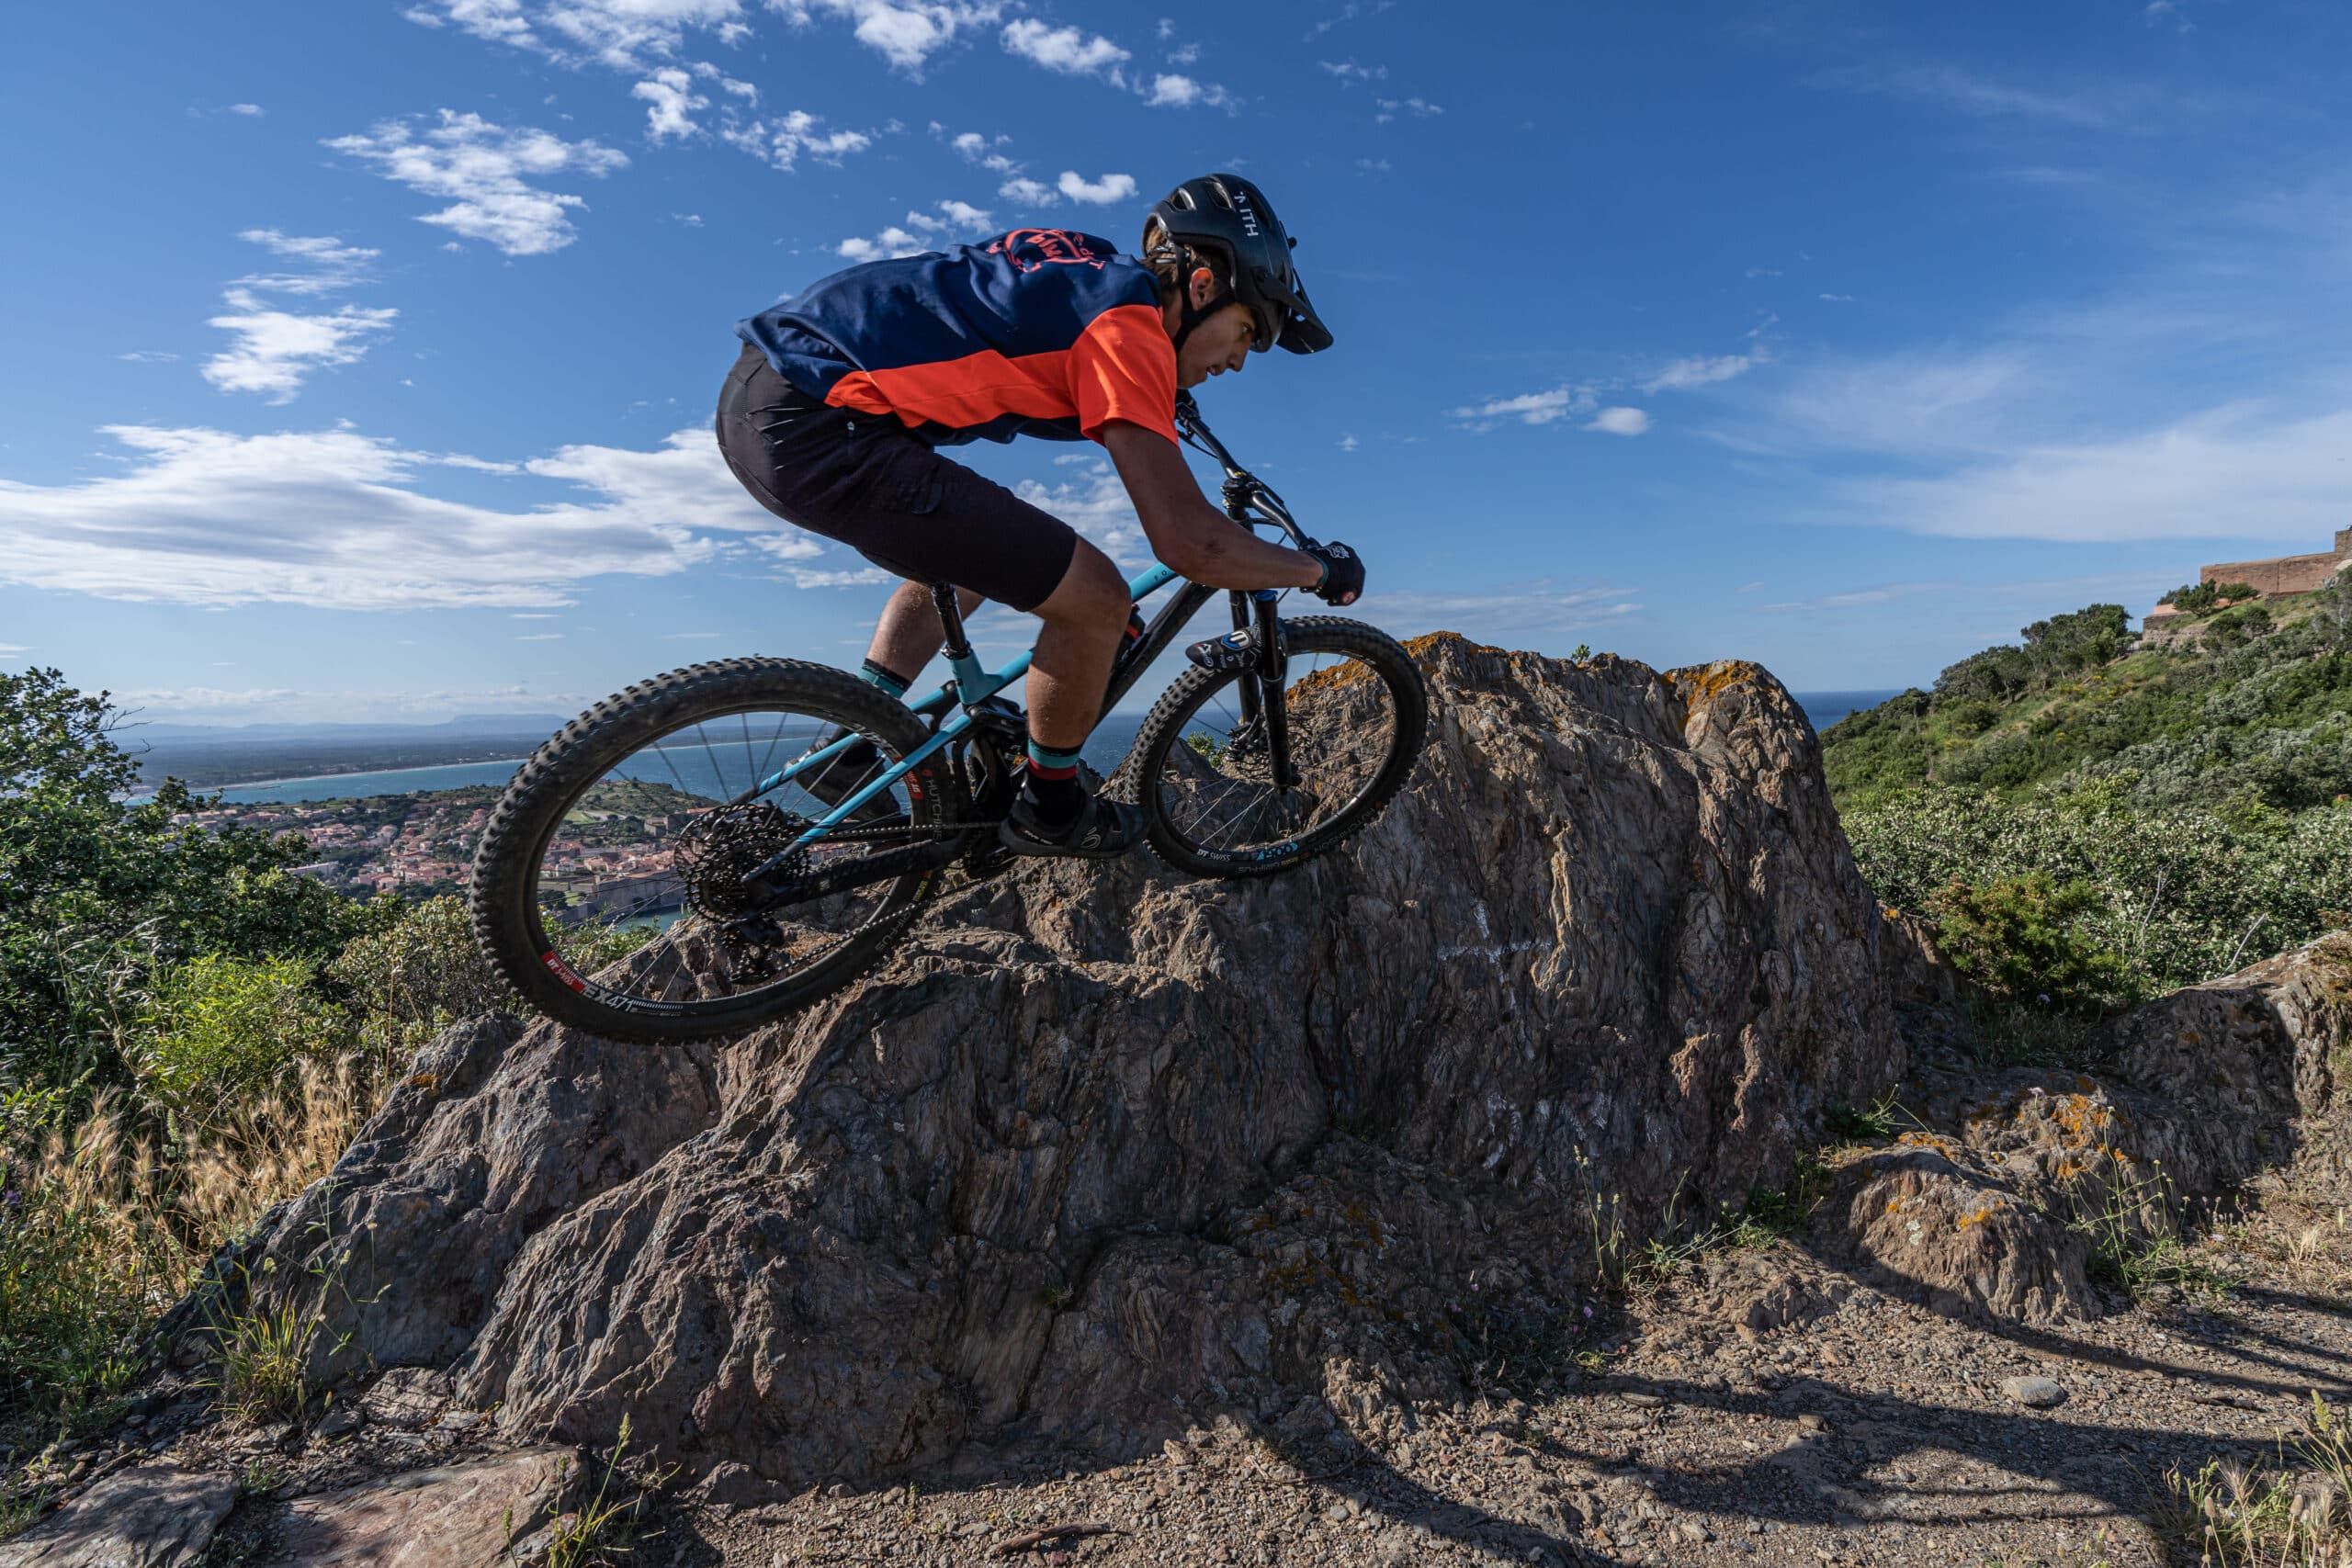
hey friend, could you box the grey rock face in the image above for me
[274,1448,578,1567]
[198,637,1911,1485]
[0,1464,235,1568]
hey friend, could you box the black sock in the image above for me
[1022,741,1085,827]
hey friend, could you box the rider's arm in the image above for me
[1100,423,1326,592]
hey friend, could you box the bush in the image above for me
[134,955,347,1132]
[1843,785,2352,996]
[1924,873,2140,1013]
[326,896,505,1077]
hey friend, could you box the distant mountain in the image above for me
[122,714,573,790]
[121,714,572,746]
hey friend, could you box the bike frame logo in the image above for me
[989,230,1108,272]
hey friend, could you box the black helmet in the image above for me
[1146,173,1333,355]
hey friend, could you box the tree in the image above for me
[0,670,377,1090]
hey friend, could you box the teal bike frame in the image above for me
[763,560,1186,851]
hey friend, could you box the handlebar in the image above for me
[1174,391,1314,551]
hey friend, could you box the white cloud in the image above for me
[404,0,748,68]
[325,111,628,257]
[1317,60,1384,82]
[1640,353,1764,394]
[1357,581,1642,645]
[1586,407,1651,436]
[719,108,870,170]
[1761,348,2031,456]
[1337,434,1359,451]
[837,226,930,261]
[1834,404,2352,544]
[1806,63,2131,130]
[0,422,830,610]
[1374,96,1442,122]
[1012,468,1147,565]
[202,291,399,402]
[773,0,1005,75]
[0,644,28,655]
[633,67,708,139]
[1001,17,1127,76]
[998,176,1052,206]
[786,566,896,588]
[1757,581,1947,614]
[858,198,993,254]
[231,230,379,296]
[1145,73,1230,108]
[1819,292,1854,302]
[1449,387,1588,426]
[228,102,266,117]
[119,351,182,364]
[403,0,537,50]
[1057,170,1136,205]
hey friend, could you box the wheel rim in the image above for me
[515,704,939,1015]
[1151,645,1403,864]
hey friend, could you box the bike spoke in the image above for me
[530,701,931,1012]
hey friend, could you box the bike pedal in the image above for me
[1184,624,1283,672]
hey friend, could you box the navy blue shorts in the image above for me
[715,343,1081,613]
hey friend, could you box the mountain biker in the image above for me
[718,173,1364,859]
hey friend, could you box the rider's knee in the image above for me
[1036,540,1127,627]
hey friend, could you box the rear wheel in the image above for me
[468,659,960,1043]
[1125,616,1427,879]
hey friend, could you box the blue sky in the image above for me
[5,0,2350,723]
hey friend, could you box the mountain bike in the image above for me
[468,393,1430,1043]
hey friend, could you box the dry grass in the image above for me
[2163,1395,2352,1567]
[175,1056,376,1245]
[0,1055,386,1441]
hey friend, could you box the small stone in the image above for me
[436,1410,485,1433]
[2000,1376,2067,1409]
[317,1403,365,1438]
[1621,1393,1664,1409]
[1796,1413,1829,1434]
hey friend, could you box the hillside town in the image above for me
[191,781,697,912]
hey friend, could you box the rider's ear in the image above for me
[1189,266,1216,308]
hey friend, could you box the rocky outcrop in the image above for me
[184,637,1921,1486]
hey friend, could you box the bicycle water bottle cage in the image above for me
[1185,625,1282,673]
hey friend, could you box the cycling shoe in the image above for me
[997,789,1147,859]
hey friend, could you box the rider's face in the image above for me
[1167,268,1260,389]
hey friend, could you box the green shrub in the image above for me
[1843,785,2352,995]
[135,955,348,1126]
[1925,872,2140,1013]
[326,896,506,1077]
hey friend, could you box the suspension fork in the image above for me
[1238,588,1295,792]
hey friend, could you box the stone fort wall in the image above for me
[2199,527,2352,599]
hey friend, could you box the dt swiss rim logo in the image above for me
[990,230,1107,272]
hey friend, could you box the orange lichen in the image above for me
[1670,660,1773,705]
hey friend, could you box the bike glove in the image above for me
[1303,541,1365,606]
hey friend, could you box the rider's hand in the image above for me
[1301,540,1364,606]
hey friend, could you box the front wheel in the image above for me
[1124,616,1428,878]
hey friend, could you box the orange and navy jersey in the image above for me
[736,229,1178,449]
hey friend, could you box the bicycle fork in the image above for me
[1229,588,1297,793]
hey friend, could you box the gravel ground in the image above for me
[586,1157,2350,1568]
[15,1141,2345,1567]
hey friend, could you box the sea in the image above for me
[193,692,1902,807]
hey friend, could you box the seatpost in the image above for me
[931,582,974,661]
